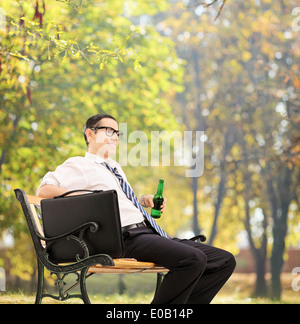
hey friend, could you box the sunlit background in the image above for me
[0,0,299,303]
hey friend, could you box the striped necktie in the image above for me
[102,162,169,238]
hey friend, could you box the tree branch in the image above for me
[186,0,227,19]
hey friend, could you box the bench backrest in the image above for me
[14,189,46,253]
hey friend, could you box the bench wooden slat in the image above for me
[88,267,169,274]
[59,260,169,274]
[113,259,158,268]
[88,258,169,274]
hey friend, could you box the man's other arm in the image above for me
[37,184,67,199]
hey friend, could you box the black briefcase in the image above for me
[41,189,124,263]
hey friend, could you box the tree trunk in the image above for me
[267,165,292,299]
[192,176,200,235]
[209,171,226,244]
[244,196,268,297]
[254,253,267,297]
[190,49,205,237]
[208,126,235,244]
[241,132,268,297]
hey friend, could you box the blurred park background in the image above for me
[0,0,300,303]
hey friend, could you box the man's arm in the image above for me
[37,184,67,199]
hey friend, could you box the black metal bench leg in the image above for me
[35,259,44,304]
[80,267,91,304]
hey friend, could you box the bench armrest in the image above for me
[37,222,99,262]
[36,222,98,243]
[189,234,207,243]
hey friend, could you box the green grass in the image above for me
[1,273,299,304]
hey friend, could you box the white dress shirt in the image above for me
[37,152,145,227]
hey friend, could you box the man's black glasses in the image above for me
[89,126,123,138]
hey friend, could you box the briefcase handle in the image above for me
[54,189,103,199]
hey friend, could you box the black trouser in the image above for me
[123,227,236,304]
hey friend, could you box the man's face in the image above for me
[86,118,120,158]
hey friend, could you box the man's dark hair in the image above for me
[84,114,117,147]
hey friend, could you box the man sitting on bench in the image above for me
[37,113,236,304]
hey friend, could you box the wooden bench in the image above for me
[14,188,206,304]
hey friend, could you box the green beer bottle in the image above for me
[151,179,164,219]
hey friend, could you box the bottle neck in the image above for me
[157,180,164,196]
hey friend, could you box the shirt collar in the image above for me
[85,152,116,166]
[85,152,106,164]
